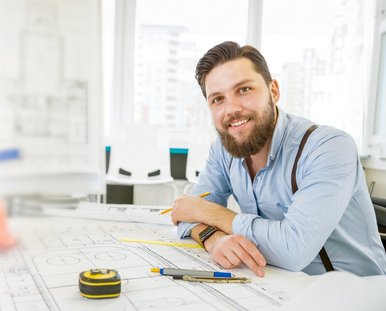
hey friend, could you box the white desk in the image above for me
[1,214,385,310]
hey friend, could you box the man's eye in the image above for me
[212,97,223,104]
[239,87,251,93]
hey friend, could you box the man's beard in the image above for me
[216,100,276,158]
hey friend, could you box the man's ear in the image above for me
[270,79,280,104]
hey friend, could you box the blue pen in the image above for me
[151,267,232,278]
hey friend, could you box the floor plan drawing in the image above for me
[0,216,311,311]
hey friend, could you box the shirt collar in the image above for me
[268,106,288,162]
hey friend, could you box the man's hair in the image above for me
[195,41,272,98]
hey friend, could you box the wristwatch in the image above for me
[198,226,218,246]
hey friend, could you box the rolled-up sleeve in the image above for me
[177,138,232,238]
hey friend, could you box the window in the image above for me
[133,0,249,130]
[364,3,386,169]
[261,0,368,147]
[105,0,380,156]
[373,32,386,138]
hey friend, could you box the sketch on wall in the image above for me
[0,0,102,179]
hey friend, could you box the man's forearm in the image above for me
[172,197,236,235]
[199,201,236,234]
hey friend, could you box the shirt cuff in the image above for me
[232,213,261,246]
[177,221,199,239]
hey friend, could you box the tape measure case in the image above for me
[79,269,121,299]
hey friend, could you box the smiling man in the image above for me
[171,41,386,277]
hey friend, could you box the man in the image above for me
[171,41,386,277]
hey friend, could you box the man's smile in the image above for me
[229,118,249,127]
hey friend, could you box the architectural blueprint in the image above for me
[0,216,311,311]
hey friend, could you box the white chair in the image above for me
[106,124,177,205]
[184,126,216,194]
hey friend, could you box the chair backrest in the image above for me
[374,203,386,227]
[185,126,216,183]
[372,198,386,251]
[106,124,172,185]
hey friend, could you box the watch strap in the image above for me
[199,226,218,246]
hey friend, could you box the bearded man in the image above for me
[171,41,386,277]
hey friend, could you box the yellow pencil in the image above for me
[160,191,210,215]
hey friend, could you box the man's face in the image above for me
[205,58,279,158]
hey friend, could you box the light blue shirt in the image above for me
[178,107,386,276]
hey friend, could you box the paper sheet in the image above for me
[37,201,173,225]
[0,216,311,311]
[282,271,386,311]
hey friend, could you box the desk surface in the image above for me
[2,215,386,311]
[2,216,312,311]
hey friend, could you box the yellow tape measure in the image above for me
[79,269,121,299]
[120,238,204,249]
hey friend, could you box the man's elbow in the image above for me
[266,248,314,272]
[177,223,189,239]
[177,221,199,239]
[278,258,309,272]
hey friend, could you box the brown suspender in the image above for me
[291,124,334,272]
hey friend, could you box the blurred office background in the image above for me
[101,0,386,203]
[0,0,385,208]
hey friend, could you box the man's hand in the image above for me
[170,195,236,234]
[205,231,266,277]
[171,195,208,225]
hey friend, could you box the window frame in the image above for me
[363,2,386,170]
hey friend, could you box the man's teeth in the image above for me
[230,119,248,127]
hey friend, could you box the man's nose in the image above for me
[225,96,243,115]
